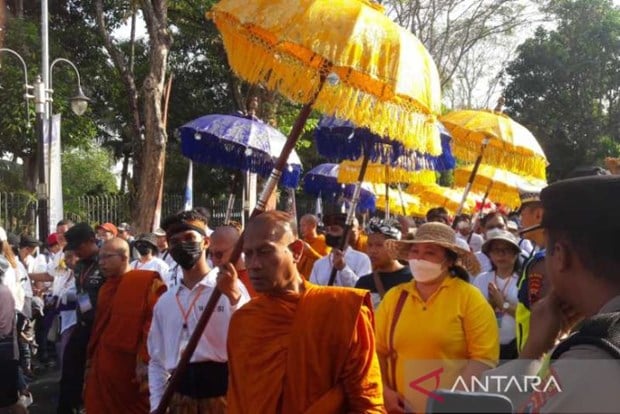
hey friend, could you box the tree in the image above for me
[93,0,172,232]
[384,0,541,88]
[503,0,620,180]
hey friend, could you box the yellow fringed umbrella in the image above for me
[440,109,547,180]
[372,184,426,217]
[337,160,437,185]
[453,164,547,210]
[209,0,442,154]
[407,184,482,215]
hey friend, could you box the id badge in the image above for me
[77,293,93,313]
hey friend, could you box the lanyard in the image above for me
[175,286,205,330]
[494,272,513,299]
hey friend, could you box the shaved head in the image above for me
[211,225,241,244]
[210,225,242,267]
[300,214,318,226]
[99,238,131,278]
[246,211,296,245]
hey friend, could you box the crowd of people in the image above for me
[0,172,619,413]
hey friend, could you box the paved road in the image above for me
[27,366,61,414]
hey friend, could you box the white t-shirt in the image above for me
[131,257,170,281]
[473,271,519,345]
[309,247,372,287]
[475,252,493,274]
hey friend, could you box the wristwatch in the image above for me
[502,301,510,311]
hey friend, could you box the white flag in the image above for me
[183,161,193,211]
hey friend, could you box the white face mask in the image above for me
[409,259,444,283]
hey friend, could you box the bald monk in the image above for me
[299,214,330,256]
[350,217,368,253]
[84,238,167,414]
[297,241,322,280]
[210,225,256,298]
[226,211,385,413]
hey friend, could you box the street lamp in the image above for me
[0,48,90,240]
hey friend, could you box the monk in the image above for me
[226,211,385,413]
[84,238,166,414]
[296,241,322,280]
[299,214,330,256]
[350,217,368,253]
[210,225,256,298]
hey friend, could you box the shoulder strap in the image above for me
[551,312,620,360]
[388,290,409,389]
[372,271,386,299]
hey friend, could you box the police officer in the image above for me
[56,223,104,414]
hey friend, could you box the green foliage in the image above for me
[62,145,117,199]
[503,0,620,180]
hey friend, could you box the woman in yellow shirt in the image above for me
[375,222,499,413]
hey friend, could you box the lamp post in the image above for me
[0,48,90,240]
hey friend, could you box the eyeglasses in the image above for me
[99,253,123,260]
[209,250,228,260]
[489,248,515,256]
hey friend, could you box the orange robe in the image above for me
[238,268,258,298]
[84,270,167,414]
[227,280,385,413]
[353,233,368,253]
[296,242,322,280]
[304,234,331,257]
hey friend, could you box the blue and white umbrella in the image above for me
[178,114,302,188]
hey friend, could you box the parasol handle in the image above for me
[453,138,490,224]
[397,184,407,216]
[327,152,370,286]
[154,72,327,414]
[466,181,493,244]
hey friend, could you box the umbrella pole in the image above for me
[154,77,325,414]
[385,165,390,220]
[328,152,370,286]
[224,174,238,223]
[467,182,493,244]
[453,138,490,225]
[397,184,407,216]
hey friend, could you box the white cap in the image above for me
[0,227,7,242]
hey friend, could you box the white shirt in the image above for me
[147,268,250,410]
[52,270,77,334]
[1,265,25,313]
[457,232,484,253]
[473,271,519,345]
[16,261,33,298]
[309,247,371,287]
[475,251,493,274]
[131,257,170,282]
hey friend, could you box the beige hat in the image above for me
[481,229,521,255]
[385,222,481,275]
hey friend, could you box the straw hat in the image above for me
[481,229,521,255]
[385,222,481,275]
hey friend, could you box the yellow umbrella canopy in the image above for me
[209,0,442,154]
[440,110,547,180]
[337,158,437,185]
[407,184,481,215]
[372,185,426,217]
[454,164,547,210]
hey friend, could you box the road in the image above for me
[27,366,61,414]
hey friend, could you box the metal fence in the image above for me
[0,191,333,235]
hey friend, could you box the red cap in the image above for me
[47,233,59,246]
[96,222,118,236]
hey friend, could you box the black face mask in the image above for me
[136,245,151,256]
[170,241,204,270]
[325,234,343,249]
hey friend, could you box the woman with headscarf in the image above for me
[473,229,521,361]
[375,222,499,413]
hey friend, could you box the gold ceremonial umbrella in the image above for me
[453,164,547,210]
[209,0,442,154]
[407,184,481,215]
[372,184,426,217]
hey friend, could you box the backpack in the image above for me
[551,312,620,360]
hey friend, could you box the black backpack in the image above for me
[551,312,620,360]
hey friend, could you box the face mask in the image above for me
[170,241,204,270]
[409,259,444,283]
[135,245,151,256]
[325,234,343,249]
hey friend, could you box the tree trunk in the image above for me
[132,0,171,233]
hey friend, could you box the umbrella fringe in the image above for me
[451,138,547,180]
[212,12,442,155]
[337,164,437,185]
